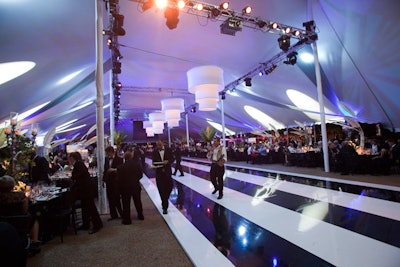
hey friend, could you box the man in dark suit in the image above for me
[68,152,103,234]
[173,143,184,176]
[152,140,174,214]
[30,152,50,184]
[103,146,123,221]
[117,151,144,225]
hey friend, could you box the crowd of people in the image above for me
[1,134,399,265]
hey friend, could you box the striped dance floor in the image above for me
[141,158,400,267]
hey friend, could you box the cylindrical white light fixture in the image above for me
[143,120,152,129]
[167,119,180,128]
[146,127,154,137]
[149,112,164,134]
[187,65,224,111]
[161,97,184,120]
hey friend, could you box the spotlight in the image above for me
[258,70,264,76]
[229,87,236,93]
[113,48,123,60]
[264,64,277,74]
[278,35,290,52]
[271,22,279,29]
[102,29,112,35]
[244,77,252,87]
[114,81,122,89]
[220,17,243,36]
[112,13,126,36]
[283,52,298,65]
[242,5,252,14]
[164,7,179,29]
[256,20,267,29]
[303,20,316,32]
[194,3,203,11]
[293,29,301,36]
[190,106,196,113]
[210,7,221,18]
[220,2,229,10]
[112,61,121,74]
[177,0,185,9]
[107,37,112,48]
[113,88,121,96]
[220,92,226,100]
[284,27,291,34]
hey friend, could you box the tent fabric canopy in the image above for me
[1,0,399,144]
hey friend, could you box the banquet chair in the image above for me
[0,221,28,267]
[49,190,78,243]
[0,214,32,250]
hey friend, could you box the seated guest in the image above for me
[0,175,41,254]
[117,151,144,225]
[336,140,359,175]
[30,152,50,184]
[371,148,391,175]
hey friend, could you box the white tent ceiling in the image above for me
[1,0,399,145]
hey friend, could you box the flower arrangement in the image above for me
[13,180,30,193]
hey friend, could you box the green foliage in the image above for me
[200,126,216,143]
[0,133,36,181]
[113,130,127,146]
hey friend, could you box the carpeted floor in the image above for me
[26,189,194,267]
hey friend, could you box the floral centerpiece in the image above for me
[0,128,36,183]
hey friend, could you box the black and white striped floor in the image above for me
[141,158,400,267]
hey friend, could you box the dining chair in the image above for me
[49,189,78,243]
[0,214,32,250]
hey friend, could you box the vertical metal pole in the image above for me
[308,0,329,172]
[95,0,106,213]
[220,98,226,146]
[185,113,190,149]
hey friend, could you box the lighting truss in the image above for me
[223,39,309,92]
[131,0,317,41]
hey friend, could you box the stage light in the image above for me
[256,20,267,29]
[284,27,291,34]
[264,64,277,74]
[114,81,122,89]
[177,0,185,9]
[244,77,252,87]
[190,106,196,113]
[221,92,226,100]
[271,22,279,29]
[113,47,123,60]
[283,52,298,65]
[278,35,290,52]
[293,29,301,36]
[112,61,121,74]
[258,70,264,76]
[164,7,179,29]
[220,18,243,36]
[242,6,252,14]
[112,13,126,36]
[303,20,316,32]
[195,3,203,11]
[155,0,167,9]
[113,88,121,96]
[210,7,221,18]
[220,2,229,10]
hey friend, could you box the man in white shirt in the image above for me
[207,138,227,199]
